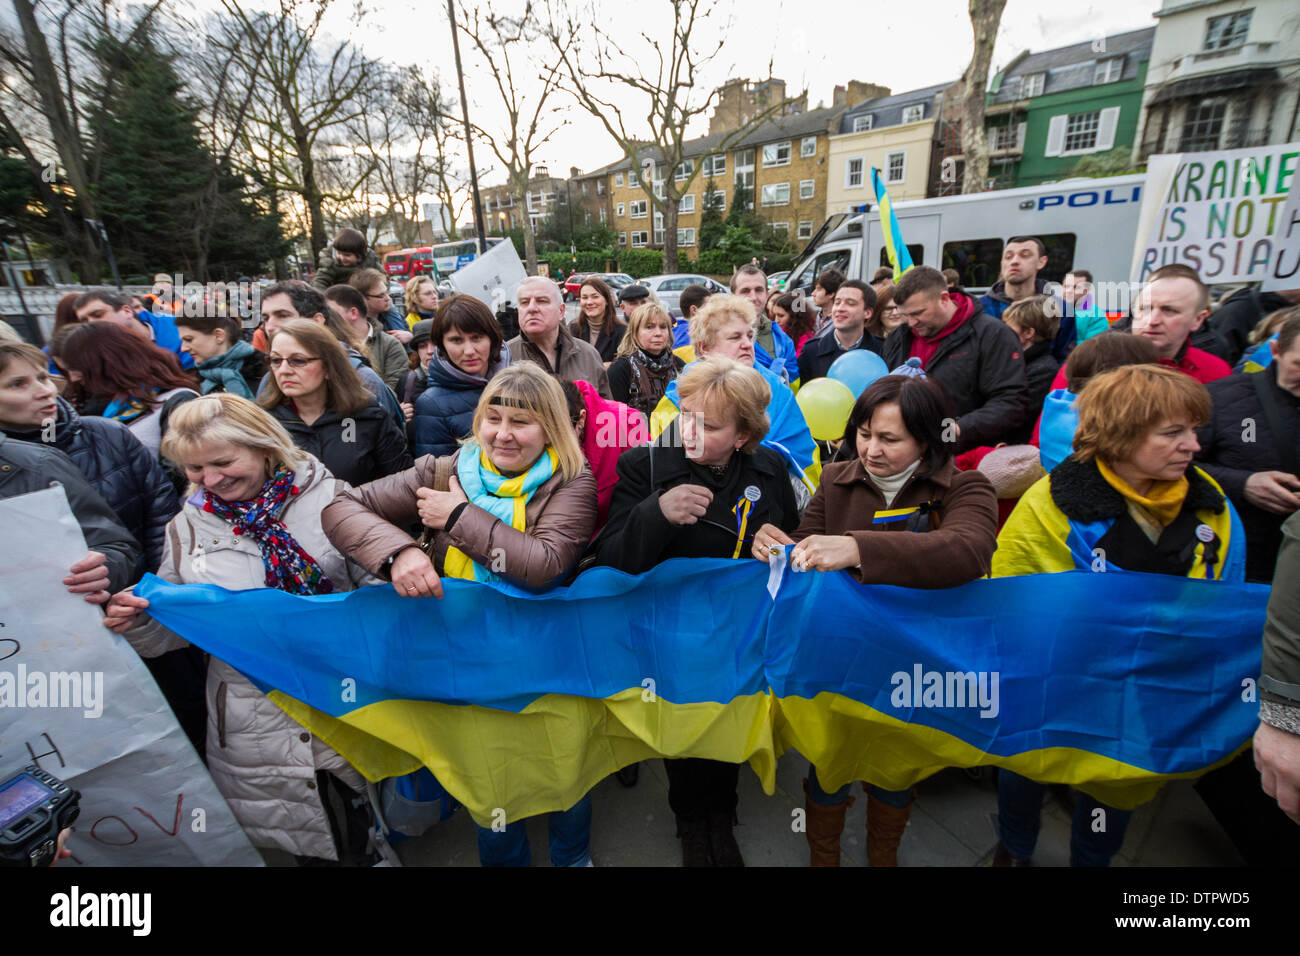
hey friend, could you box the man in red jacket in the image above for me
[1130,264,1231,385]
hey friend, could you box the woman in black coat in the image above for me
[570,275,626,364]
[259,319,411,487]
[591,358,799,867]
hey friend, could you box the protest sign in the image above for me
[0,487,261,866]
[446,236,528,308]
[1130,143,1299,285]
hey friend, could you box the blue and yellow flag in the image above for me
[137,560,1269,823]
[872,167,914,282]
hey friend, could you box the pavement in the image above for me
[261,751,1244,867]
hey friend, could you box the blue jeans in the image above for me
[476,794,592,867]
[997,770,1132,866]
[806,765,913,809]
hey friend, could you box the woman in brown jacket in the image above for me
[320,361,598,865]
[753,374,998,867]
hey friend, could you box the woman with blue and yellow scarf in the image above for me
[322,362,597,865]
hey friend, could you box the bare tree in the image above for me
[547,0,794,268]
[458,1,568,273]
[959,0,1007,194]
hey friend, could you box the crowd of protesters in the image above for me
[4,221,1299,869]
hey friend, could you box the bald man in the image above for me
[506,277,610,397]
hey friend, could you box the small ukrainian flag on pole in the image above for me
[871,167,914,282]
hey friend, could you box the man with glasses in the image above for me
[325,281,410,391]
[882,266,1028,453]
[349,267,411,341]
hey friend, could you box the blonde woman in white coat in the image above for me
[104,393,382,864]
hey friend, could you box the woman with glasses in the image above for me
[590,357,800,867]
[259,319,411,486]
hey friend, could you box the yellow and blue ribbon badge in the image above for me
[871,504,922,525]
[731,485,761,559]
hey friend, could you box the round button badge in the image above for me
[1194,524,1215,543]
[744,485,761,502]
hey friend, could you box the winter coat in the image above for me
[0,433,142,592]
[1209,286,1293,367]
[2,396,179,573]
[797,326,884,384]
[1011,340,1061,445]
[136,310,195,370]
[411,346,510,458]
[259,349,404,430]
[590,429,799,575]
[980,278,1074,362]
[322,450,597,591]
[572,378,650,533]
[606,350,684,419]
[507,325,611,398]
[993,457,1245,582]
[121,387,200,460]
[794,457,997,588]
[268,398,412,488]
[364,322,411,390]
[1260,511,1300,737]
[121,454,378,861]
[881,299,1029,452]
[1196,367,1300,583]
[568,317,626,363]
[309,249,381,291]
[195,340,266,401]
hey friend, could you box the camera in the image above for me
[0,765,81,867]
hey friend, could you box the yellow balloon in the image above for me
[795,377,856,441]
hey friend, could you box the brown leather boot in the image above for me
[865,793,913,867]
[803,780,854,867]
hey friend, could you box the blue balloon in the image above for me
[826,349,890,397]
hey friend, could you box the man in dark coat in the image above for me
[882,266,1028,453]
[797,279,882,384]
[1208,285,1300,366]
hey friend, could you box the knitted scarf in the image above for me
[626,348,678,418]
[1096,458,1189,542]
[102,387,161,426]
[197,340,257,400]
[443,441,557,583]
[201,465,335,595]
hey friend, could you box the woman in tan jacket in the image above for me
[321,362,598,865]
[753,374,998,867]
[102,394,383,864]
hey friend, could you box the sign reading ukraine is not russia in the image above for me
[1130,143,1299,287]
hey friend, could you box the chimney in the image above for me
[570,166,581,179]
[833,84,847,108]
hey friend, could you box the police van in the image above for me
[785,173,1145,306]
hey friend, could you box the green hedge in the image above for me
[694,249,735,276]
[540,250,617,276]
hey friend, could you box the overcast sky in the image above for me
[321,0,1162,186]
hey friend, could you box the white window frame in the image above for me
[618,232,627,245]
[797,220,814,240]
[629,199,648,218]
[1205,10,1251,51]
[630,230,648,248]
[799,179,815,200]
[845,156,864,189]
[702,154,726,177]
[598,206,607,223]
[674,159,694,181]
[761,141,792,167]
[990,122,1026,151]
[1094,57,1123,84]
[653,180,665,200]
[616,202,625,217]
[853,115,873,132]
[1022,73,1045,97]
[706,190,726,212]
[901,104,924,124]
[761,182,791,206]
[886,150,906,184]
[801,136,817,158]
[629,170,639,187]
[677,227,696,247]
[596,180,605,196]
[1045,106,1120,157]
[614,172,624,187]
[770,221,790,234]
[679,194,695,213]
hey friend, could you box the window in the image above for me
[797,220,814,240]
[599,206,607,223]
[770,222,790,234]
[614,173,624,187]
[630,231,648,248]
[629,199,648,218]
[1180,100,1227,152]
[675,159,694,181]
[878,244,924,268]
[788,248,851,293]
[801,136,817,158]
[990,122,1025,151]
[1034,232,1078,285]
[653,164,666,183]
[596,180,606,196]
[1063,110,1100,152]
[1204,10,1251,51]
[1022,73,1045,98]
[677,228,696,246]
[618,232,627,246]
[886,151,906,184]
[941,238,1003,290]
[762,141,792,167]
[616,202,625,217]
[706,190,726,212]
[1094,57,1124,84]
[702,154,726,177]
[845,157,864,188]
[799,179,815,200]
[761,182,790,206]
[679,194,695,213]
[654,180,665,200]
[853,114,873,132]
[629,170,639,187]
[735,148,754,169]
[902,104,924,124]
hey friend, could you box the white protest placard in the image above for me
[1261,179,1300,291]
[1129,143,1300,285]
[0,486,262,866]
[447,237,529,309]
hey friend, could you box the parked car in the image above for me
[563,273,591,302]
[637,274,727,317]
[767,271,790,291]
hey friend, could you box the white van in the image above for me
[785,173,1146,307]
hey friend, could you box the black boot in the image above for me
[707,810,745,867]
[676,813,712,867]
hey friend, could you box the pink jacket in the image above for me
[574,378,650,533]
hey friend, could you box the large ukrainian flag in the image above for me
[872,166,914,282]
[137,558,1269,823]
